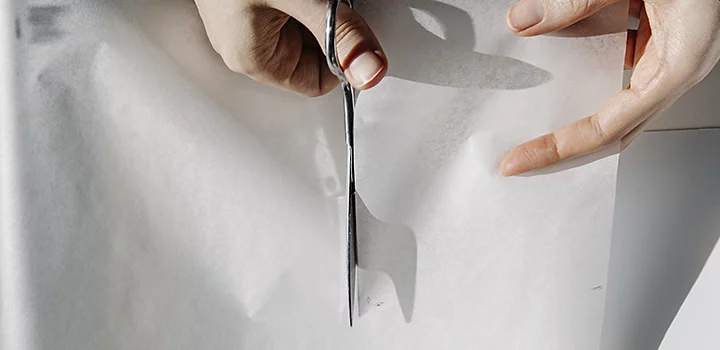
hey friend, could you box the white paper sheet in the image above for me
[2,0,625,349]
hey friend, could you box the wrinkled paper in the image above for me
[2,0,626,349]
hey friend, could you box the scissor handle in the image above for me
[325,0,354,83]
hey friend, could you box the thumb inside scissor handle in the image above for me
[325,0,354,82]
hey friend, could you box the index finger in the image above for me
[499,81,674,176]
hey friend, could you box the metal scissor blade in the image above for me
[347,189,358,326]
[343,82,358,327]
[326,0,358,327]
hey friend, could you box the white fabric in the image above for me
[1,0,627,349]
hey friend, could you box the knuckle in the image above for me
[544,134,561,161]
[222,52,254,75]
[524,135,560,165]
[220,52,246,74]
[655,60,704,93]
[221,47,269,78]
[587,115,611,145]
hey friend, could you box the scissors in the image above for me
[325,0,359,327]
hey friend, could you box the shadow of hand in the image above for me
[358,0,551,89]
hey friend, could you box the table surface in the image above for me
[603,128,720,349]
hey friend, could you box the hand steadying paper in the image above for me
[195,0,720,175]
[499,0,720,176]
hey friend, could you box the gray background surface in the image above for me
[602,65,720,349]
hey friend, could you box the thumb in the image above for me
[274,0,387,90]
[507,0,621,36]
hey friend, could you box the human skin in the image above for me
[194,0,720,175]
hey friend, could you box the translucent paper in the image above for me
[2,0,626,349]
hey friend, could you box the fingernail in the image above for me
[345,51,384,88]
[508,0,545,32]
